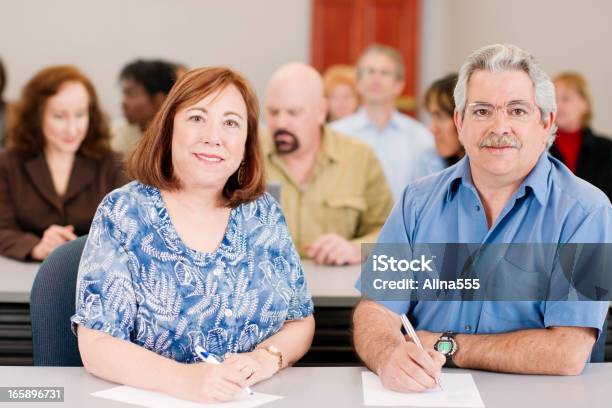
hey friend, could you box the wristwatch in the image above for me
[434,331,458,368]
[259,345,283,372]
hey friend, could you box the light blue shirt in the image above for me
[331,108,445,199]
[71,181,313,363]
[357,153,610,355]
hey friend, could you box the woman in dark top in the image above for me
[0,58,7,148]
[552,72,612,201]
[0,65,127,261]
[424,74,465,167]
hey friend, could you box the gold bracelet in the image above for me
[260,345,282,372]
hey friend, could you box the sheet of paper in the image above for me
[362,371,485,407]
[92,385,282,408]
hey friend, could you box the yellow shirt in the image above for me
[263,126,394,258]
[110,119,142,155]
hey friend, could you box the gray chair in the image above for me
[30,236,88,366]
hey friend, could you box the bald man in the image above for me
[263,63,393,265]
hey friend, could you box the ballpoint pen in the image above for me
[400,314,443,390]
[194,345,254,395]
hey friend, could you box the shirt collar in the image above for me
[445,153,550,206]
[354,107,402,131]
[514,152,550,205]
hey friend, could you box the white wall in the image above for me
[1,0,611,136]
[0,0,311,119]
[421,0,612,136]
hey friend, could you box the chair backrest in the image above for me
[591,308,610,363]
[30,236,88,366]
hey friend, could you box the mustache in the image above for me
[479,133,522,149]
[273,129,298,139]
[273,129,300,154]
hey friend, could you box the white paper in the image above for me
[362,371,485,407]
[92,385,282,408]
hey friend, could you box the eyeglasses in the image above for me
[466,101,536,122]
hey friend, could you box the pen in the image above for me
[194,345,254,395]
[400,314,443,390]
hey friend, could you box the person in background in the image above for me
[424,73,464,167]
[331,44,445,199]
[0,57,7,148]
[172,61,189,78]
[110,59,177,155]
[72,67,314,404]
[263,62,393,265]
[551,72,611,200]
[0,65,127,261]
[322,64,360,122]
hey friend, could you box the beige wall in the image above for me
[422,0,612,137]
[0,0,311,119]
[1,0,610,136]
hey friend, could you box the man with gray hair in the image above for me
[331,45,444,199]
[353,44,611,391]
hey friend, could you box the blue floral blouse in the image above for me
[71,181,313,363]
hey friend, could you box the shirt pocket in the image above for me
[483,245,552,302]
[322,196,367,238]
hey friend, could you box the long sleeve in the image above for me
[0,155,40,260]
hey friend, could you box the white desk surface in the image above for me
[0,364,610,407]
[0,256,361,306]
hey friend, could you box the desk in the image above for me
[301,260,361,307]
[0,365,610,407]
[0,257,361,306]
[0,257,39,303]
[0,257,361,365]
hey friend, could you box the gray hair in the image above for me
[453,44,557,146]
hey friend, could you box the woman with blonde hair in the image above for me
[323,64,360,122]
[551,72,611,200]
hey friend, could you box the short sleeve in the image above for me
[70,194,139,341]
[268,196,314,320]
[545,204,612,338]
[543,301,608,338]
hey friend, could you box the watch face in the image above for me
[436,340,453,355]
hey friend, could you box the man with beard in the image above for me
[262,62,393,265]
[353,44,611,392]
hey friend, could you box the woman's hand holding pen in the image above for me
[171,362,249,403]
[376,341,445,393]
[224,349,278,386]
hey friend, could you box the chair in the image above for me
[30,236,88,366]
[592,308,611,362]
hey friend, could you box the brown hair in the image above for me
[6,65,110,159]
[128,66,265,208]
[554,71,592,128]
[424,73,458,117]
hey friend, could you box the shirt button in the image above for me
[214,268,221,276]
[475,205,481,212]
[225,309,233,318]
[464,325,472,331]
[224,352,232,359]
